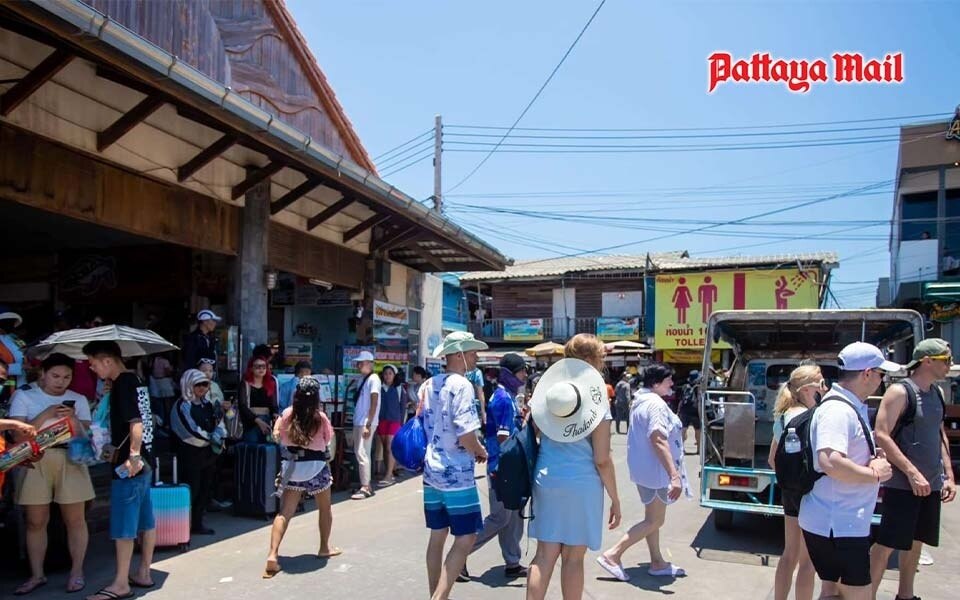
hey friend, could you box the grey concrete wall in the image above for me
[233,177,270,355]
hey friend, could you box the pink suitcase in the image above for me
[150,456,191,551]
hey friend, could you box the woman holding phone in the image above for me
[9,352,95,595]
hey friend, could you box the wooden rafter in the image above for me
[373,225,421,252]
[231,161,284,199]
[271,177,321,215]
[307,196,354,230]
[0,48,73,116]
[405,243,447,272]
[177,134,235,182]
[97,95,165,151]
[343,213,391,243]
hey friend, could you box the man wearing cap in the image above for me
[870,339,956,600]
[460,353,529,583]
[798,342,895,600]
[181,309,221,373]
[350,351,380,500]
[420,332,489,600]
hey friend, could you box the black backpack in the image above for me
[492,422,539,514]
[775,393,876,496]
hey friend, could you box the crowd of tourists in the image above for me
[1,306,956,600]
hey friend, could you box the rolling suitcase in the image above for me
[150,456,191,551]
[234,443,280,519]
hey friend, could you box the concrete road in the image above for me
[12,434,958,599]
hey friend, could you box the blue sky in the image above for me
[287,0,958,308]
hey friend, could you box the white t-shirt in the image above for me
[10,386,91,429]
[421,373,481,491]
[628,390,686,490]
[353,373,382,430]
[799,384,877,538]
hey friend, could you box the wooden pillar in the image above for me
[232,172,270,355]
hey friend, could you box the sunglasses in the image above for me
[195,382,211,388]
[928,354,953,364]
[253,364,268,370]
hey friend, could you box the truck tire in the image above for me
[713,508,734,531]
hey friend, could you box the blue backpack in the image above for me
[493,422,539,514]
[391,416,427,471]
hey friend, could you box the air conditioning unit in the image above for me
[374,258,391,286]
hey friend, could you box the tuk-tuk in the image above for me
[698,309,924,530]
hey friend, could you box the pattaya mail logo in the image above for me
[707,52,903,93]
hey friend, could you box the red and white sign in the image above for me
[707,51,904,94]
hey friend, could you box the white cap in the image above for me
[197,309,222,322]
[352,351,375,363]
[837,342,901,372]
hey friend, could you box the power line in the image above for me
[444,111,951,133]
[372,129,433,162]
[381,151,434,179]
[442,123,905,141]
[444,0,607,194]
[376,138,435,171]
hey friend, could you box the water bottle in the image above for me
[784,428,802,454]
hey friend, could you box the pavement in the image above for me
[8,433,958,599]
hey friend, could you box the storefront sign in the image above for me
[654,268,821,350]
[504,318,544,341]
[342,345,376,375]
[947,105,960,141]
[373,300,409,324]
[596,316,641,341]
[931,302,960,323]
[271,273,353,307]
[374,323,409,342]
[662,349,723,364]
[284,342,313,367]
[295,322,316,338]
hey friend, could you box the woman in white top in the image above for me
[9,353,94,594]
[597,362,689,582]
[766,365,824,600]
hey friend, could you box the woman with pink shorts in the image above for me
[375,365,405,485]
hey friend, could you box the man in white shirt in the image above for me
[799,342,894,600]
[351,351,380,500]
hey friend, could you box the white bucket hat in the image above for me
[352,350,375,363]
[529,358,607,443]
[431,331,488,358]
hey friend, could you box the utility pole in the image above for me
[433,114,442,213]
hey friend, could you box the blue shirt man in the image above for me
[465,352,529,579]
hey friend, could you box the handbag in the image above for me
[390,416,427,471]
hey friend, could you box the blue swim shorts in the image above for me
[423,484,482,536]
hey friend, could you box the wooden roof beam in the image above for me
[343,213,391,243]
[372,225,421,252]
[97,95,164,151]
[231,161,284,199]
[405,244,447,272]
[271,177,321,215]
[177,134,236,182]
[0,47,73,116]
[307,196,354,230]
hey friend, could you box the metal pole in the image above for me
[433,114,442,213]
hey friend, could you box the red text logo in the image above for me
[707,51,904,94]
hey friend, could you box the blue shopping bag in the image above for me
[391,416,427,471]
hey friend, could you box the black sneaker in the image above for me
[456,567,470,583]
[191,526,215,535]
[504,564,528,579]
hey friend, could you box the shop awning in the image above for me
[922,281,960,303]
[0,0,511,274]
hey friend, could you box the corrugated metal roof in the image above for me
[460,251,839,282]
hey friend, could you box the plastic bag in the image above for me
[67,436,98,466]
[390,416,427,471]
[88,393,111,461]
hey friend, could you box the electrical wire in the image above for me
[444,111,951,133]
[441,124,905,140]
[376,138,435,171]
[444,0,607,194]
[381,151,434,179]
[372,129,433,162]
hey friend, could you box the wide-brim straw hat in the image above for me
[530,358,607,443]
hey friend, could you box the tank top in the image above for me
[885,379,945,492]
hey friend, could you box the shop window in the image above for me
[901,191,937,242]
[944,189,960,272]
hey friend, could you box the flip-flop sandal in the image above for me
[648,564,686,577]
[14,578,48,596]
[317,547,343,558]
[127,578,155,589]
[377,479,395,487]
[262,561,281,579]
[67,576,86,593]
[85,589,135,600]
[350,489,374,500]
[595,556,630,582]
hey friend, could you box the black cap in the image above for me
[499,353,528,375]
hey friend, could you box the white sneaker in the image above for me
[919,549,934,566]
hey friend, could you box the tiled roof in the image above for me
[459,251,838,282]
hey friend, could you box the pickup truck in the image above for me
[697,308,924,530]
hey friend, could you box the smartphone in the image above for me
[62,400,76,408]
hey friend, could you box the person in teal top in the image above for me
[526,335,621,600]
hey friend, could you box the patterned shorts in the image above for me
[423,484,483,536]
[283,464,333,497]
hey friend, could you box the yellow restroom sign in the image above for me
[654,268,822,350]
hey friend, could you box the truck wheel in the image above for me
[713,508,734,531]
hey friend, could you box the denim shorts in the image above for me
[110,470,155,540]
